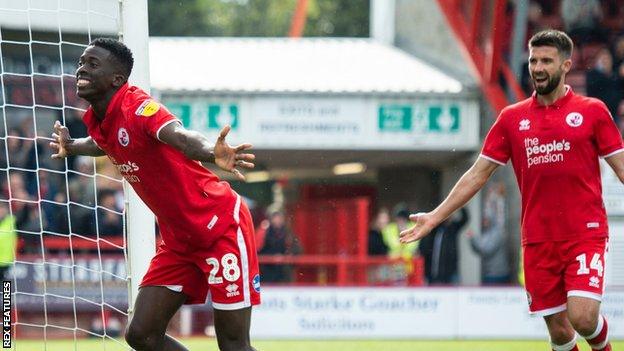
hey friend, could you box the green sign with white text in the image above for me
[164,102,239,130]
[208,104,239,129]
[378,105,412,131]
[378,104,460,133]
[428,105,459,132]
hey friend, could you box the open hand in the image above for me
[213,125,255,181]
[399,212,436,243]
[50,121,71,159]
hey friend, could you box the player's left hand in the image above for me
[213,125,255,181]
[399,212,436,243]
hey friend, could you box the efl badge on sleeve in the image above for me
[135,100,160,117]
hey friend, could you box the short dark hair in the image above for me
[89,38,134,77]
[528,29,574,59]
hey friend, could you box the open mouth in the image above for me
[534,76,548,84]
[76,78,91,88]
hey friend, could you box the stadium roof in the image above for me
[149,37,465,95]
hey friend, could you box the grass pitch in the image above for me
[10,338,624,351]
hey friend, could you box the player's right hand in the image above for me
[50,121,71,159]
[399,212,436,243]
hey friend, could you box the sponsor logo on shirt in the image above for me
[252,274,261,293]
[135,100,160,117]
[226,283,240,298]
[519,119,530,131]
[565,112,583,127]
[524,137,571,168]
[118,128,129,147]
[111,159,141,183]
[587,222,600,229]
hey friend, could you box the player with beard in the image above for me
[399,30,624,351]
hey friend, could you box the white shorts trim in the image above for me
[212,300,251,311]
[156,285,183,292]
[479,154,506,166]
[155,119,181,142]
[236,226,251,307]
[603,240,609,296]
[530,303,567,317]
[601,148,624,159]
[567,290,602,302]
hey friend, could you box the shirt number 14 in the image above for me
[576,253,604,277]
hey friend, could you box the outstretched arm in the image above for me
[399,157,500,243]
[605,151,624,184]
[158,122,255,181]
[50,121,105,158]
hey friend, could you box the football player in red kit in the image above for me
[50,38,259,351]
[399,30,624,351]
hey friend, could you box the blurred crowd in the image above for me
[368,182,511,287]
[522,0,624,133]
[0,110,124,258]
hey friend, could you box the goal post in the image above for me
[119,0,155,315]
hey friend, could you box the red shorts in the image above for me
[140,195,261,310]
[523,237,608,316]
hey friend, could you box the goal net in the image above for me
[0,0,152,349]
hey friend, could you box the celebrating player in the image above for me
[50,38,259,351]
[399,30,624,351]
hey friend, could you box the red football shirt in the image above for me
[481,86,624,244]
[82,83,238,253]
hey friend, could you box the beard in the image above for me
[532,69,563,95]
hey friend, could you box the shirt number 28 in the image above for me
[206,253,241,284]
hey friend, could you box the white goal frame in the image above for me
[119,0,155,316]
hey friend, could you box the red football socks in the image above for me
[584,315,610,351]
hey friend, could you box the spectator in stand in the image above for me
[527,1,548,40]
[0,202,16,281]
[561,0,606,44]
[8,173,40,251]
[368,208,389,256]
[382,204,418,260]
[64,109,90,174]
[467,182,511,285]
[7,129,34,170]
[44,192,69,234]
[16,206,42,253]
[68,156,96,236]
[586,48,623,126]
[39,170,62,233]
[418,207,469,285]
[258,207,301,283]
[97,189,123,236]
[612,35,624,70]
[612,36,624,131]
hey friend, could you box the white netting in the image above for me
[0,0,133,349]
